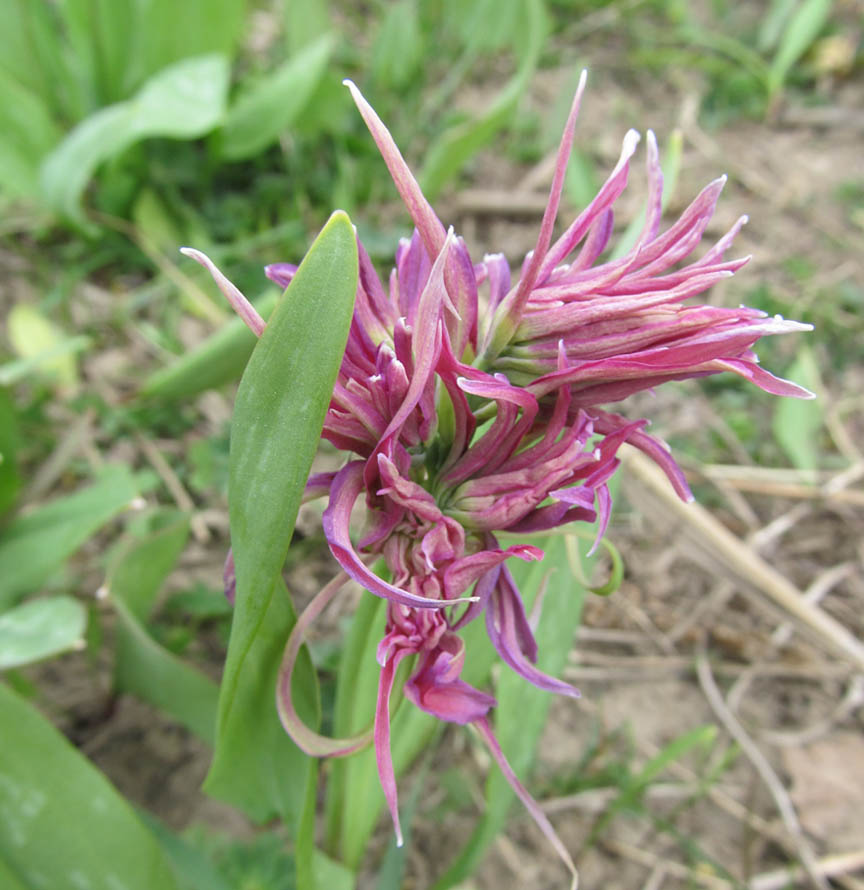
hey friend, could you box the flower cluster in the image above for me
[185,73,810,882]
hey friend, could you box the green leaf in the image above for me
[221,35,334,161]
[204,575,320,824]
[758,0,799,52]
[0,596,87,670]
[431,532,586,890]
[0,336,90,387]
[7,304,79,387]
[589,725,717,842]
[0,70,62,198]
[419,0,545,200]
[105,509,191,622]
[114,600,219,745]
[0,682,178,889]
[772,346,824,470]
[140,815,233,890]
[103,508,217,744]
[769,0,831,96]
[0,388,21,516]
[0,465,141,611]
[41,54,230,228]
[205,211,357,825]
[284,0,330,56]
[139,293,278,401]
[372,1,423,89]
[136,0,246,86]
[59,0,141,104]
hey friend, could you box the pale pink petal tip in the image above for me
[179,247,266,337]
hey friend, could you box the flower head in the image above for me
[185,73,812,884]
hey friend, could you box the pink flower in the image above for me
[184,73,811,885]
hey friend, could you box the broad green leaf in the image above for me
[0,70,62,198]
[59,0,140,104]
[758,0,799,52]
[7,304,78,386]
[313,848,355,890]
[372,0,423,89]
[0,596,87,670]
[105,509,191,622]
[140,814,233,890]
[769,0,831,96]
[103,508,217,744]
[0,0,83,121]
[772,346,824,470]
[204,576,320,824]
[221,35,334,161]
[41,55,230,228]
[431,532,586,890]
[0,682,178,889]
[139,292,278,401]
[0,388,20,516]
[206,212,357,825]
[284,0,331,56]
[114,600,219,745]
[0,465,141,610]
[137,0,246,83]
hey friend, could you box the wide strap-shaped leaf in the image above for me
[0,465,142,610]
[0,682,178,889]
[0,595,87,670]
[205,211,358,825]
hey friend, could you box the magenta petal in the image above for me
[443,544,543,600]
[222,549,236,605]
[276,572,373,756]
[324,462,470,609]
[486,568,580,697]
[474,717,578,890]
[375,649,413,847]
[344,79,447,260]
[180,247,266,337]
[264,262,297,289]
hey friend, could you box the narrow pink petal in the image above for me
[538,127,641,281]
[375,650,412,847]
[474,717,579,890]
[180,247,266,336]
[484,71,588,352]
[344,79,447,259]
[365,230,456,486]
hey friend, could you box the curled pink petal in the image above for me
[276,572,373,757]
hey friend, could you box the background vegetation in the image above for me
[1,0,861,888]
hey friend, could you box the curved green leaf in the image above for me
[205,211,358,825]
[221,35,334,161]
[0,596,86,670]
[0,465,141,610]
[0,682,178,889]
[41,55,229,228]
[139,293,279,402]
